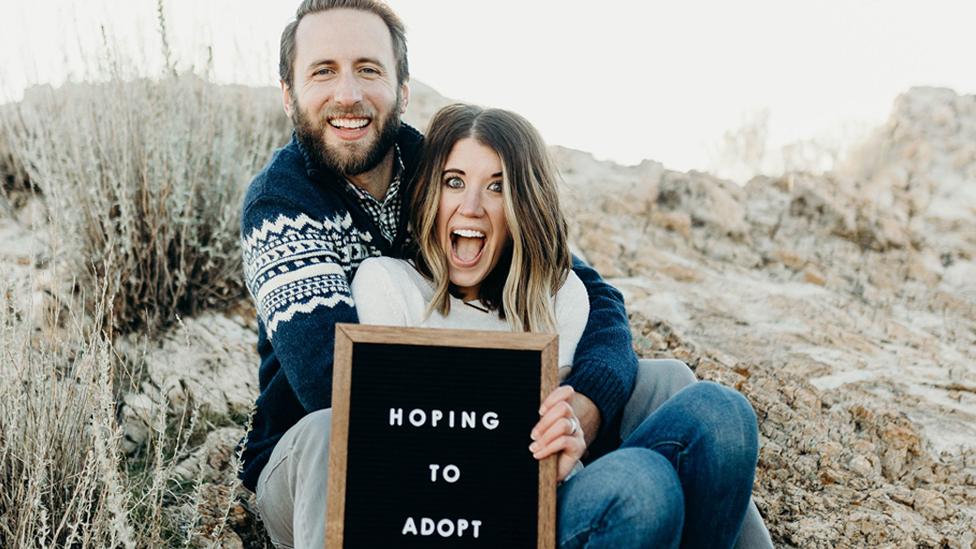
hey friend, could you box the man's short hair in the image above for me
[279,0,409,89]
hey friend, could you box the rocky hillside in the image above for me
[554,86,976,547]
[2,83,973,547]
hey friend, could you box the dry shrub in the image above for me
[0,274,130,546]
[13,75,289,334]
[0,273,253,547]
[0,105,34,214]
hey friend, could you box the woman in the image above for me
[352,104,759,548]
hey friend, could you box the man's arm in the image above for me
[563,256,638,444]
[241,195,358,412]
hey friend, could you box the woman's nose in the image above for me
[459,189,484,216]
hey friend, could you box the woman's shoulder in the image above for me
[557,270,588,304]
[357,256,413,278]
[353,256,433,311]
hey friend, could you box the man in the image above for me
[240,1,771,547]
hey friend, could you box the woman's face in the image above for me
[435,137,511,300]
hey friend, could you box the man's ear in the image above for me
[281,80,294,118]
[398,81,410,115]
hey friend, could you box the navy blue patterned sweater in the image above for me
[238,124,638,491]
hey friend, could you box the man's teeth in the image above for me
[452,229,485,238]
[329,118,369,129]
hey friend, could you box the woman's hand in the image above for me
[529,385,586,482]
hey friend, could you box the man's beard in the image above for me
[292,94,401,177]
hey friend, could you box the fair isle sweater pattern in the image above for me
[242,210,372,339]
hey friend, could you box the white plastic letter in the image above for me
[401,517,417,535]
[409,409,426,427]
[437,519,454,537]
[389,408,403,426]
[483,411,499,430]
[443,464,460,483]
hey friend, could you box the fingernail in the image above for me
[538,407,545,415]
[529,443,539,453]
[530,431,538,441]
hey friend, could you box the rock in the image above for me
[803,267,827,286]
[913,489,950,522]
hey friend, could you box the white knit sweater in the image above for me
[351,256,589,370]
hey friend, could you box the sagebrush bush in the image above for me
[0,105,34,214]
[0,271,258,547]
[12,75,290,334]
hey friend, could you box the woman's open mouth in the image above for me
[450,229,486,267]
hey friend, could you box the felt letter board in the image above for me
[327,324,558,549]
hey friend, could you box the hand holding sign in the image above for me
[530,385,586,482]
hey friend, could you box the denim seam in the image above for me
[560,497,625,549]
[649,440,687,475]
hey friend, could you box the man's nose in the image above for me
[333,72,363,106]
[459,189,484,216]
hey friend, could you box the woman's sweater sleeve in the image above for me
[351,258,409,327]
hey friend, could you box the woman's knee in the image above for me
[686,382,759,467]
[593,449,684,537]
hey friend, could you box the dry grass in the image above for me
[0,105,34,215]
[0,55,287,545]
[10,75,288,335]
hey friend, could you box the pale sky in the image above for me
[1,0,974,176]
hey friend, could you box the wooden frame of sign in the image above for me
[327,323,558,549]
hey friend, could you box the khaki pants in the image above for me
[255,359,773,549]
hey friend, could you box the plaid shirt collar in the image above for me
[341,145,404,244]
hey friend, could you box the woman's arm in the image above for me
[350,258,410,327]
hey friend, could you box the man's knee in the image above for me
[287,408,333,465]
[638,358,697,393]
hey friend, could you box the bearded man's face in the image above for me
[292,88,401,176]
[285,9,408,176]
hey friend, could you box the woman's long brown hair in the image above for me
[410,104,571,332]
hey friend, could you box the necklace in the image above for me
[463,301,490,313]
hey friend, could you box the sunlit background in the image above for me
[3,0,974,179]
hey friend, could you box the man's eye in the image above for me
[313,68,334,77]
[361,67,380,75]
[487,180,503,193]
[444,176,464,189]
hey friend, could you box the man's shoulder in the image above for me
[242,136,320,213]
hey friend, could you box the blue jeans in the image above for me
[557,381,759,549]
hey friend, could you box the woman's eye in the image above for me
[444,176,464,189]
[487,180,503,193]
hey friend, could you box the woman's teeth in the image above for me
[452,229,485,238]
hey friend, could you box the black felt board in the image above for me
[330,328,554,549]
